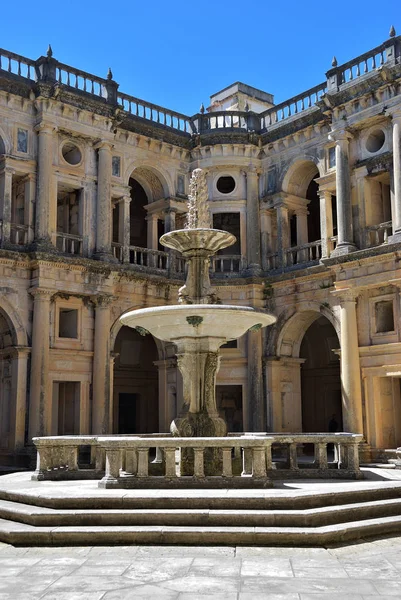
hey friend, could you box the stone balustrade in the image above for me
[260,83,327,129]
[366,221,392,247]
[55,232,83,255]
[1,34,400,139]
[117,92,193,134]
[32,433,363,488]
[210,254,246,276]
[10,223,30,246]
[284,240,322,268]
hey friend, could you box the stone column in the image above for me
[389,109,401,242]
[0,165,13,245]
[118,194,131,263]
[296,208,308,263]
[319,190,334,258]
[247,328,265,431]
[10,347,30,451]
[28,288,53,440]
[35,123,55,246]
[92,294,113,434]
[147,213,159,249]
[260,208,273,271]
[246,167,261,274]
[94,141,113,259]
[330,129,357,255]
[24,174,36,243]
[276,202,290,268]
[164,208,176,234]
[337,290,364,434]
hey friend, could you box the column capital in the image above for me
[386,107,401,122]
[328,128,353,143]
[91,294,115,308]
[244,165,261,177]
[28,287,54,299]
[94,140,114,152]
[34,122,57,135]
[317,189,332,200]
[331,287,359,303]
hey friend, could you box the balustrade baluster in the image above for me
[71,239,75,254]
[252,447,267,478]
[137,448,149,477]
[75,74,79,88]
[349,66,354,80]
[27,64,31,78]
[384,227,389,243]
[356,63,360,77]
[288,104,291,116]
[193,447,205,478]
[17,60,21,76]
[91,80,95,94]
[67,71,70,86]
[294,101,298,114]
[8,57,11,72]
[288,442,298,470]
[301,98,305,110]
[380,52,384,66]
[83,77,87,91]
[372,55,376,69]
[222,448,233,477]
[308,95,312,108]
[315,442,328,469]
[164,447,177,478]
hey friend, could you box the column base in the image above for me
[330,242,357,257]
[93,251,119,263]
[30,238,57,253]
[171,412,227,438]
[244,263,262,277]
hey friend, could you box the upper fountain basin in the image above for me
[160,228,236,255]
[120,304,276,344]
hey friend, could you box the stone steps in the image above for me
[2,514,401,546]
[1,478,401,545]
[2,497,401,528]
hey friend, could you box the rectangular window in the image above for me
[17,129,28,153]
[375,300,394,333]
[328,146,336,169]
[59,308,78,338]
[112,156,121,177]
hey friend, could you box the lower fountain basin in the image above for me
[120,304,276,345]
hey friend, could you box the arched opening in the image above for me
[306,176,320,243]
[0,309,18,452]
[282,160,321,248]
[0,136,5,156]
[112,326,159,433]
[300,315,342,432]
[129,178,148,249]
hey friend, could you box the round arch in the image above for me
[124,162,172,201]
[280,156,322,198]
[0,295,28,347]
[276,305,339,359]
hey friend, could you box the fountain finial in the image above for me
[185,168,211,229]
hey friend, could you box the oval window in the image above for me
[62,142,82,165]
[365,129,385,153]
[216,176,236,194]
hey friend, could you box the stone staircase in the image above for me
[2,472,401,546]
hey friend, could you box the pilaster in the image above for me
[91,294,113,434]
[387,108,401,242]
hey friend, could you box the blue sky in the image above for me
[1,0,399,115]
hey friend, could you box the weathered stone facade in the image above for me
[0,31,401,465]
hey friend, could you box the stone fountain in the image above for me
[121,169,276,443]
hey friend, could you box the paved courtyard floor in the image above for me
[2,536,401,599]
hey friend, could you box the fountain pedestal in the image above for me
[120,168,277,476]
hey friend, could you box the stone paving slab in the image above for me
[0,538,401,598]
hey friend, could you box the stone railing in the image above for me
[285,240,322,267]
[56,232,83,255]
[264,252,279,271]
[366,221,392,247]
[56,62,112,101]
[1,33,400,139]
[192,111,261,134]
[117,92,193,134]
[32,433,363,488]
[260,82,327,129]
[0,48,37,80]
[10,223,31,245]
[327,34,401,91]
[210,255,246,275]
